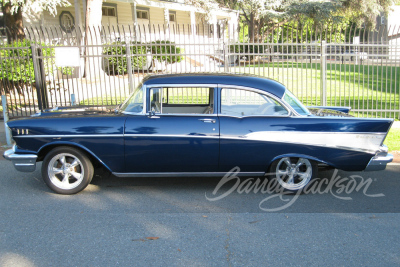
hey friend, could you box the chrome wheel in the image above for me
[48,153,84,190]
[42,146,94,194]
[274,157,313,191]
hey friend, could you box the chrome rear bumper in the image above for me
[365,145,393,171]
[3,147,37,172]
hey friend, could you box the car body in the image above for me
[4,73,394,194]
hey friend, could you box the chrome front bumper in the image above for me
[365,145,393,171]
[3,147,37,172]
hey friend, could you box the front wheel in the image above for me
[42,147,94,194]
[268,157,317,192]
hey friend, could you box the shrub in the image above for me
[0,39,53,94]
[150,41,183,64]
[102,40,183,75]
[0,39,71,94]
[102,42,149,75]
[229,44,265,60]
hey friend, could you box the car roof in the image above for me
[142,73,287,98]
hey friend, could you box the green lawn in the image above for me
[80,95,129,106]
[236,62,400,119]
[385,126,400,151]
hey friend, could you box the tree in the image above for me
[0,0,70,42]
[187,0,396,41]
[340,0,394,28]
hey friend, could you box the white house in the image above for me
[21,0,239,43]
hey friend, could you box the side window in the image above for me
[149,87,214,114]
[220,88,288,116]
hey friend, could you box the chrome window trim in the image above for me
[282,91,301,116]
[218,84,294,118]
[146,84,218,116]
[282,90,311,116]
[120,83,146,115]
[145,84,218,88]
[123,83,295,117]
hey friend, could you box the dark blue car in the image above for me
[4,73,394,194]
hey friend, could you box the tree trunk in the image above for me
[84,0,103,79]
[1,3,25,43]
[248,12,254,42]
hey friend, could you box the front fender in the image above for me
[37,141,113,172]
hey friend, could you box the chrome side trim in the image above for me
[221,131,386,154]
[112,172,265,178]
[15,134,125,138]
[3,148,37,172]
[124,134,219,139]
[13,131,386,154]
[146,114,218,117]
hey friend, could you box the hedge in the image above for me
[102,42,149,75]
[102,40,183,75]
[150,40,183,64]
[229,44,265,60]
[0,39,54,94]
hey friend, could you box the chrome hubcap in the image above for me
[275,157,312,190]
[48,153,84,190]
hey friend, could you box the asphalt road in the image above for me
[0,161,400,266]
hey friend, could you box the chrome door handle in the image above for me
[199,118,216,123]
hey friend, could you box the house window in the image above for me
[103,6,116,17]
[169,13,176,22]
[59,11,75,33]
[137,10,149,20]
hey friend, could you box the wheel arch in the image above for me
[37,141,113,172]
[267,153,334,170]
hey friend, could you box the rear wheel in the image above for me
[42,147,94,194]
[268,157,317,192]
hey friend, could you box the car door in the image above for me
[218,86,291,172]
[124,85,219,173]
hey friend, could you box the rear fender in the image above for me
[268,154,334,170]
[307,106,351,114]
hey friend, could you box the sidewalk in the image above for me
[0,119,399,161]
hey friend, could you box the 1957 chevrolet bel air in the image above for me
[3,73,394,194]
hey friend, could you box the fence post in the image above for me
[320,41,327,106]
[31,45,49,111]
[125,42,134,94]
[71,94,76,106]
[2,95,12,146]
[223,23,230,73]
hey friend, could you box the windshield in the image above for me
[283,90,310,116]
[120,83,144,114]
